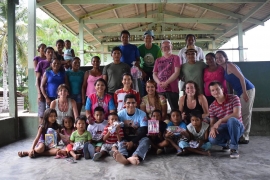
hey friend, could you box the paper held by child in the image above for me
[148,120,159,135]
[45,134,56,148]
[167,126,185,135]
[108,122,123,134]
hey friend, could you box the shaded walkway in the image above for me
[0,136,270,180]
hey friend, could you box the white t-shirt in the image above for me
[178,45,204,64]
[87,120,108,141]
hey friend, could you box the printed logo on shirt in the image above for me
[143,53,155,66]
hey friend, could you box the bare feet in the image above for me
[114,151,129,165]
[204,150,211,156]
[18,151,28,157]
[127,156,140,165]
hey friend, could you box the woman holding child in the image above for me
[178,81,209,124]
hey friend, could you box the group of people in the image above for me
[17,30,255,164]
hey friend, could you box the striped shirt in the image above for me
[102,126,124,144]
[209,94,242,124]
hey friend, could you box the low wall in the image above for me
[0,117,18,146]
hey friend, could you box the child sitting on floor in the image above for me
[67,115,95,160]
[165,109,189,156]
[87,107,108,154]
[178,111,211,156]
[91,112,124,161]
[148,109,170,155]
[59,116,75,146]
[18,108,66,158]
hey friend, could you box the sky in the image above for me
[35,7,270,62]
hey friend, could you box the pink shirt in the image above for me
[153,54,181,93]
[204,66,227,96]
[86,74,103,96]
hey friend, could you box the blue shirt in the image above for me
[119,44,140,67]
[167,121,187,130]
[46,70,65,98]
[225,64,254,97]
[118,108,148,127]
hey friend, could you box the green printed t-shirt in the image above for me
[138,44,162,73]
[70,130,92,143]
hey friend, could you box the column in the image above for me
[79,20,84,65]
[238,20,244,62]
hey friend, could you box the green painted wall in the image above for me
[235,61,270,108]
[0,118,17,146]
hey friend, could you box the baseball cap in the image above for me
[144,30,155,38]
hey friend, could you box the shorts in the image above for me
[100,143,118,152]
[38,100,46,118]
[70,94,82,103]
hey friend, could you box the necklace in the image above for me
[96,93,104,107]
[58,99,68,112]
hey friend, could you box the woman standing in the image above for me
[180,48,206,94]
[50,84,78,125]
[215,50,255,144]
[140,80,167,121]
[85,78,116,123]
[82,56,102,105]
[66,57,84,114]
[203,52,227,105]
[40,58,66,108]
[178,81,209,125]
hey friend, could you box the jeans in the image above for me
[118,137,150,160]
[208,117,244,150]
[179,141,211,151]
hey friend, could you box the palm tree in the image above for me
[0,0,27,112]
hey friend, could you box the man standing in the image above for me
[153,40,181,110]
[138,30,162,80]
[208,81,244,159]
[113,94,150,165]
[178,34,204,64]
[119,30,140,67]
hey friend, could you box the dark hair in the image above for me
[208,81,223,89]
[122,72,133,81]
[91,56,100,62]
[146,80,161,110]
[183,80,200,98]
[42,108,59,135]
[216,50,229,62]
[94,78,108,93]
[111,46,122,55]
[56,39,64,46]
[170,109,181,116]
[108,112,119,119]
[190,110,202,120]
[124,94,136,103]
[205,52,215,59]
[65,40,71,43]
[73,57,80,61]
[57,84,70,94]
[185,34,196,42]
[62,116,75,129]
[120,30,130,37]
[37,43,46,51]
[151,109,162,117]
[75,115,87,124]
[94,106,105,113]
[44,47,55,53]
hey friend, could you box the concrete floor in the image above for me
[0,136,270,180]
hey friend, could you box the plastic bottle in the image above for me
[130,61,142,91]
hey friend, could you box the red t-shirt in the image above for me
[114,88,140,112]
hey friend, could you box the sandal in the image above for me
[176,149,183,156]
[18,151,28,157]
